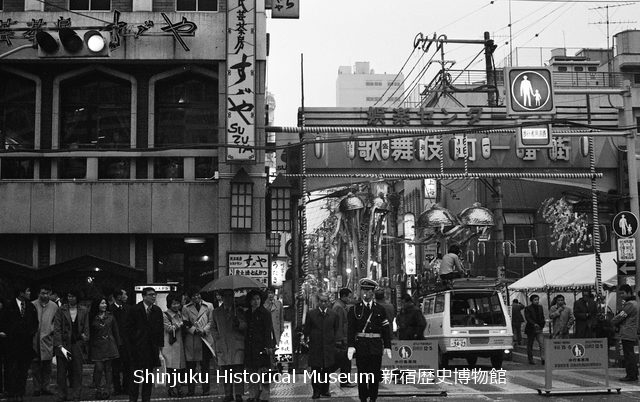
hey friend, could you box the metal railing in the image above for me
[438,70,626,88]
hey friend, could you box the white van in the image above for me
[421,278,513,369]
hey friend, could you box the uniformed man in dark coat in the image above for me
[347,278,391,402]
[304,293,339,399]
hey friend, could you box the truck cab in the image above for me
[421,278,513,368]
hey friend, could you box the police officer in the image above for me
[347,278,391,402]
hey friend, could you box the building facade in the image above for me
[0,0,268,295]
[336,61,405,107]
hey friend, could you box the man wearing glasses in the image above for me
[125,287,164,402]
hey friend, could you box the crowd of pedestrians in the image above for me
[0,283,287,402]
[512,287,640,382]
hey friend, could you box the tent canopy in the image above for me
[509,251,618,292]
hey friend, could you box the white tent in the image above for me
[509,251,618,292]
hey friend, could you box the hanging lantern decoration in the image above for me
[467,249,475,264]
[528,239,538,256]
[477,241,486,256]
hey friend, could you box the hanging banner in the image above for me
[227,0,256,161]
[271,0,300,18]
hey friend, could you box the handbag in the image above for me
[165,312,177,345]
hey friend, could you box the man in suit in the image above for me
[304,293,339,399]
[573,291,598,338]
[5,285,38,402]
[524,294,546,365]
[109,288,131,396]
[125,287,164,402]
[332,287,355,387]
[347,279,392,402]
[53,289,90,402]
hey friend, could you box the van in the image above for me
[421,278,513,368]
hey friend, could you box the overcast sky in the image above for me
[265,0,639,126]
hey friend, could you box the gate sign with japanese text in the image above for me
[505,67,555,115]
[613,211,638,238]
[381,340,437,370]
[226,0,256,161]
[228,252,270,285]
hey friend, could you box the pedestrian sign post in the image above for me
[537,338,620,396]
[505,67,555,116]
[617,238,637,264]
[613,211,638,238]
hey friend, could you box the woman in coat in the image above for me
[212,290,247,402]
[162,292,186,398]
[89,297,120,399]
[244,289,275,402]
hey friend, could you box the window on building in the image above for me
[154,237,216,289]
[177,0,217,10]
[195,157,217,179]
[1,158,34,179]
[574,66,584,72]
[231,181,253,230]
[70,0,110,10]
[154,157,183,179]
[98,158,130,179]
[155,72,218,147]
[365,97,381,102]
[588,66,597,72]
[558,66,568,72]
[504,224,534,254]
[365,81,382,86]
[60,73,131,149]
[634,74,640,84]
[0,73,35,151]
[59,158,86,179]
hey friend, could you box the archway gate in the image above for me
[266,87,638,326]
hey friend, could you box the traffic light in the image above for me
[36,28,110,58]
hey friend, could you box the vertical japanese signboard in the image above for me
[227,0,256,161]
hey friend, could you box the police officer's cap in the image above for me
[359,278,378,290]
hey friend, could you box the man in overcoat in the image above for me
[304,293,339,399]
[53,289,90,402]
[109,288,131,396]
[332,288,355,387]
[211,290,247,402]
[125,287,164,402]
[573,290,598,338]
[524,294,546,365]
[5,285,38,402]
[31,284,58,396]
[182,287,214,396]
[347,279,391,402]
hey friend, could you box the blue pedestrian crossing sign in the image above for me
[505,67,555,115]
[613,211,638,238]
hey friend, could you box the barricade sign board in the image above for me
[538,338,620,395]
[381,340,438,370]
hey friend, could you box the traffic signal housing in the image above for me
[36,28,110,58]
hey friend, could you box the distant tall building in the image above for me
[336,62,405,107]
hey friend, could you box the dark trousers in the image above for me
[333,348,352,384]
[310,367,330,395]
[0,352,5,394]
[622,339,639,379]
[129,369,153,402]
[112,346,131,394]
[526,332,545,361]
[356,353,382,402]
[31,359,52,392]
[56,343,84,400]
[512,322,522,344]
[221,364,244,398]
[186,351,211,395]
[5,345,32,397]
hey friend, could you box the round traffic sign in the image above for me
[510,70,552,112]
[613,211,638,238]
